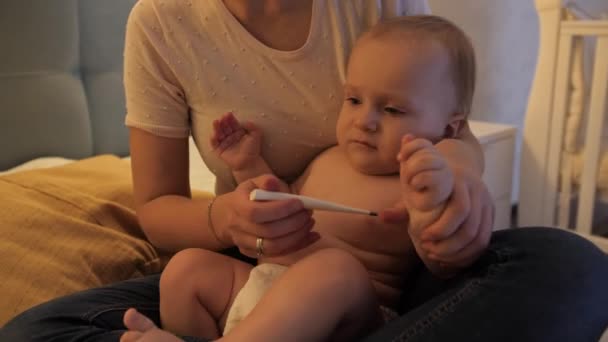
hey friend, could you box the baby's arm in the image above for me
[210,112,281,187]
[398,136,455,276]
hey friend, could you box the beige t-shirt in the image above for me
[124,0,430,194]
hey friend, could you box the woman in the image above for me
[2,1,607,341]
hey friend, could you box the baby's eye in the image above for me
[346,97,361,105]
[384,107,405,115]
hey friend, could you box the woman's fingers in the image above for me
[424,211,477,259]
[227,175,318,257]
[242,198,310,224]
[430,202,493,266]
[238,208,314,240]
[236,220,319,257]
[233,212,316,257]
[266,224,320,256]
[422,180,470,241]
[235,175,312,225]
[425,181,482,257]
[454,202,493,265]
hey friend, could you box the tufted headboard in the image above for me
[0,0,137,170]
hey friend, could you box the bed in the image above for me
[0,0,215,325]
[2,1,607,339]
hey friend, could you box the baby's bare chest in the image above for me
[294,149,413,265]
[262,149,417,304]
[296,148,400,220]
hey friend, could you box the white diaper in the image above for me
[223,263,288,335]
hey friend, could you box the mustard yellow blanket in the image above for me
[0,155,210,325]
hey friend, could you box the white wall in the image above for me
[428,0,608,204]
[428,0,539,202]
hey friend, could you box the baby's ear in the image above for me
[444,114,466,139]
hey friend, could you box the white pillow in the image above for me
[0,137,217,194]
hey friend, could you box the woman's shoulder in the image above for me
[127,0,214,27]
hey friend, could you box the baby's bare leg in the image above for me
[220,248,382,342]
[160,248,253,339]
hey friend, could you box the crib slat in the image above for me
[576,36,608,233]
[559,154,573,228]
[545,32,574,226]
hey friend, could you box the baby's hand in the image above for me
[398,135,454,242]
[399,135,453,212]
[210,112,262,171]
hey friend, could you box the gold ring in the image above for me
[255,237,264,257]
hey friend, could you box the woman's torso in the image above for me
[124,0,429,194]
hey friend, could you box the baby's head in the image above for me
[336,15,476,175]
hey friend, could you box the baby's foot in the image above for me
[121,308,183,342]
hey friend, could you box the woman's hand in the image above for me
[382,144,494,274]
[213,174,319,258]
[419,165,494,269]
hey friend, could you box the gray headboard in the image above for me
[0,0,137,170]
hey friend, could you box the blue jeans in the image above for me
[2,228,607,342]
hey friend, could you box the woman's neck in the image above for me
[221,0,314,51]
[223,0,312,20]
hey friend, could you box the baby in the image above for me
[157,15,476,342]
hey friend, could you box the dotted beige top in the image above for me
[124,0,430,194]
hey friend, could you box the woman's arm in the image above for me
[383,121,493,277]
[422,121,493,276]
[130,128,316,255]
[130,128,226,252]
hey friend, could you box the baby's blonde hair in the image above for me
[363,15,477,116]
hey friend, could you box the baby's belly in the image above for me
[260,216,418,307]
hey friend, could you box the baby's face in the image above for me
[336,37,457,175]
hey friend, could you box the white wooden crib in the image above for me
[519,0,608,240]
